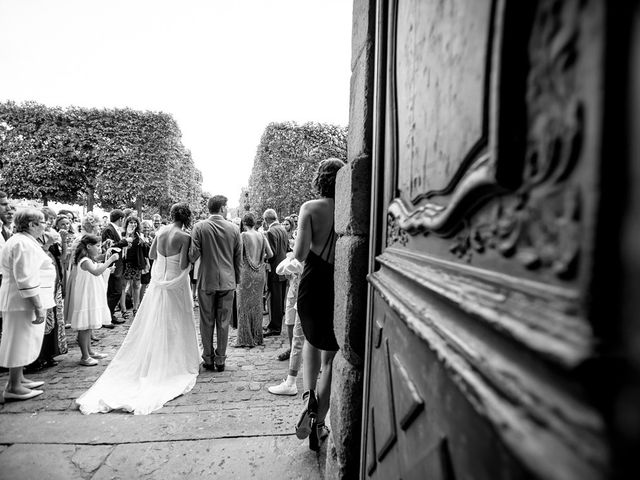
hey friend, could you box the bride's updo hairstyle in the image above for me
[170,203,192,228]
[313,158,346,199]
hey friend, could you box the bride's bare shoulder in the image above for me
[177,230,191,244]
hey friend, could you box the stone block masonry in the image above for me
[326,0,376,477]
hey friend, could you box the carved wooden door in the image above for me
[362,0,612,478]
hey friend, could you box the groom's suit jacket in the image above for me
[189,215,241,292]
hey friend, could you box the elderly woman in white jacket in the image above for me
[0,208,56,401]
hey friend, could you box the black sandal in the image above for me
[316,420,330,442]
[295,390,317,439]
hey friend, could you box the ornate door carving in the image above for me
[363,0,611,478]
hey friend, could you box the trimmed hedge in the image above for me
[242,121,347,218]
[0,101,202,215]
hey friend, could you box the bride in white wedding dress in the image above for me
[76,203,201,415]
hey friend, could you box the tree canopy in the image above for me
[0,101,202,216]
[242,121,347,218]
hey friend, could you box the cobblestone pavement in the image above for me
[0,307,325,479]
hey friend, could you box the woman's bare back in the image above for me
[156,226,189,256]
[294,198,336,264]
[242,229,265,265]
[152,225,191,270]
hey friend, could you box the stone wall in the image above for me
[325,0,375,478]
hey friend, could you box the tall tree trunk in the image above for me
[135,197,143,220]
[86,187,94,212]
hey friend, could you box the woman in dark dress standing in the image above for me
[139,220,154,303]
[293,158,345,451]
[122,216,147,318]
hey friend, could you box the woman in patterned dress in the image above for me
[235,213,273,348]
[26,207,68,372]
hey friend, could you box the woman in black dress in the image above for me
[122,216,148,318]
[293,158,345,451]
[139,220,154,303]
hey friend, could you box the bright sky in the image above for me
[0,0,352,207]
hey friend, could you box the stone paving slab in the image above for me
[0,408,298,444]
[0,437,322,480]
[0,308,325,479]
[0,444,113,480]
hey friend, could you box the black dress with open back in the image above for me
[297,224,339,352]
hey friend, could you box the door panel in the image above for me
[395,0,492,198]
[363,0,610,478]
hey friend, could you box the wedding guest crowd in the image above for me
[0,198,159,380]
[0,157,344,454]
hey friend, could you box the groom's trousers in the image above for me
[198,288,234,366]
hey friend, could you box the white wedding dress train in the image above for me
[76,253,201,415]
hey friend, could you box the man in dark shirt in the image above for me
[102,209,131,327]
[262,208,288,337]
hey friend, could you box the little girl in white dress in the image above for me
[69,235,118,366]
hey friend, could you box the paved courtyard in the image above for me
[0,307,325,479]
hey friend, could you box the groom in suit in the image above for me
[190,195,241,372]
[102,209,131,328]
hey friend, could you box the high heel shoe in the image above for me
[295,389,317,440]
[308,418,319,451]
[316,421,330,442]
